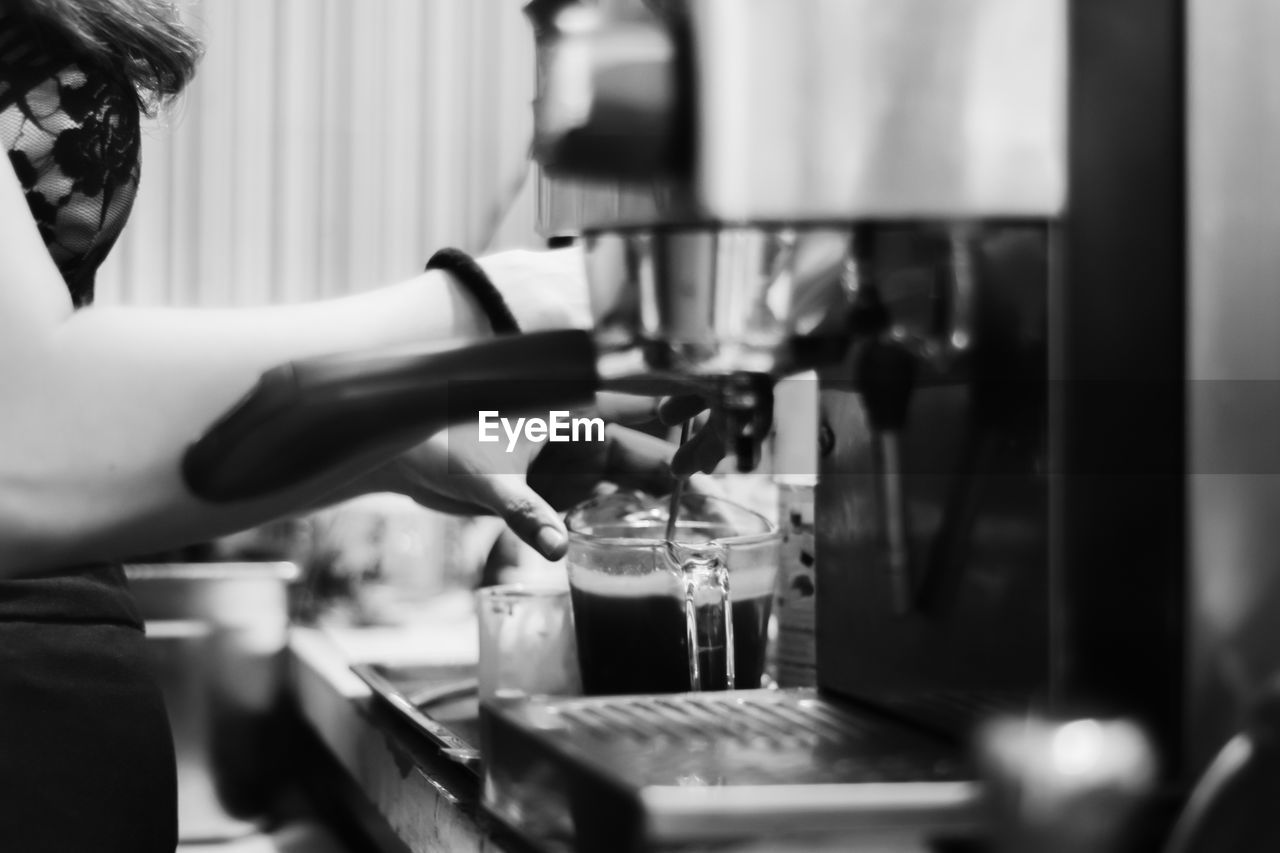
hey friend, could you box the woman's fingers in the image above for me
[656,394,708,426]
[599,425,684,495]
[594,392,660,425]
[476,474,570,560]
[670,413,727,477]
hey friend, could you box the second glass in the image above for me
[565,491,781,695]
[476,585,580,702]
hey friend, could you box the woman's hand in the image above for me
[477,246,592,332]
[655,394,729,477]
[476,245,732,473]
[374,395,712,560]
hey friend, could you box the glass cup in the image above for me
[565,491,781,695]
[476,585,581,702]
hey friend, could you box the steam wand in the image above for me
[856,338,918,615]
[845,271,919,616]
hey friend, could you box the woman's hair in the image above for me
[15,0,202,109]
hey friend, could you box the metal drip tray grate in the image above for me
[482,689,981,850]
[558,692,929,751]
[521,690,969,786]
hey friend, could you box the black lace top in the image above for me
[0,10,143,625]
[0,9,140,307]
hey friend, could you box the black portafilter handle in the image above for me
[183,329,600,503]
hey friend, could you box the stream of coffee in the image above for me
[665,420,692,541]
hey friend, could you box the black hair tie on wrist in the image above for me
[426,248,522,335]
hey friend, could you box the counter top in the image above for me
[287,604,955,853]
[288,609,525,853]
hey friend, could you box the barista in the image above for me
[0,2,705,849]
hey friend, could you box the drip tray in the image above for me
[481,689,980,852]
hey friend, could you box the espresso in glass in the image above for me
[565,491,781,695]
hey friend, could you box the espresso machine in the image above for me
[181,0,1280,849]
[483,0,1280,850]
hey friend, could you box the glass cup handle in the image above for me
[668,543,735,691]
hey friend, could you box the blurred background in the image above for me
[98,0,539,308]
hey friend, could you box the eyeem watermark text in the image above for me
[478,411,605,452]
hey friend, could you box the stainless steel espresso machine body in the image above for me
[482,0,1232,850]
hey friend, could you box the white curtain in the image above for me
[97,0,539,306]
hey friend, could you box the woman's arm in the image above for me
[0,155,508,578]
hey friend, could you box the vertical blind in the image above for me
[97,0,539,307]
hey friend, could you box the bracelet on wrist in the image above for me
[426,248,522,335]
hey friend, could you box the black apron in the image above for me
[0,568,177,852]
